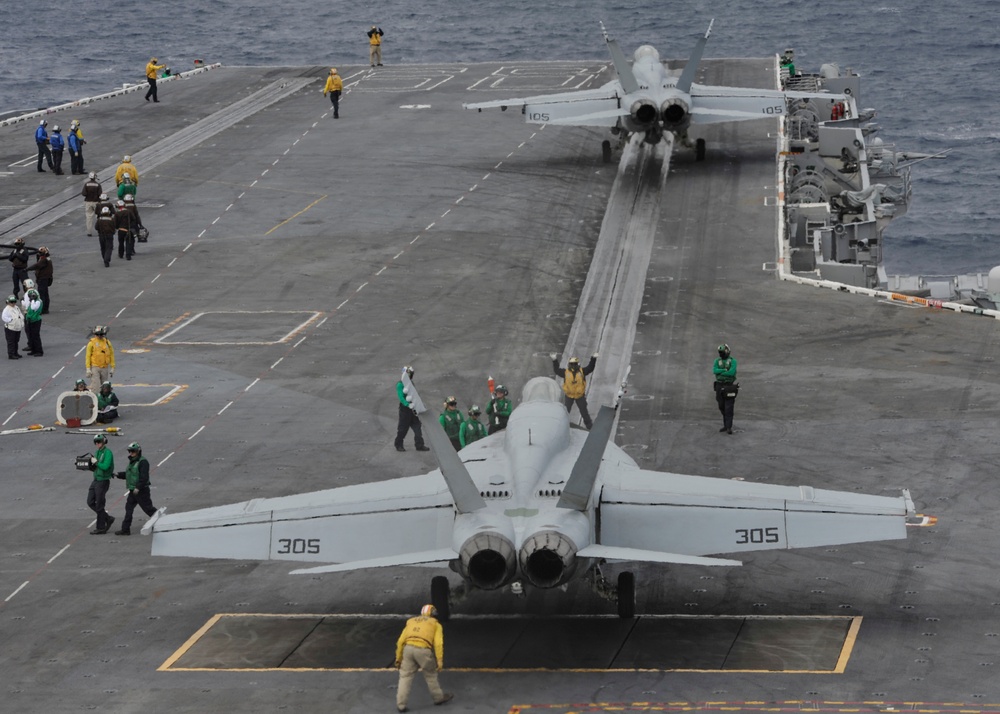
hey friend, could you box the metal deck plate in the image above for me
[162,614,859,673]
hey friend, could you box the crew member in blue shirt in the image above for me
[35,120,54,173]
[67,127,83,175]
[49,126,65,175]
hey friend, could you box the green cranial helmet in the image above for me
[127,442,141,452]
[495,384,507,395]
[93,434,107,444]
[718,344,731,358]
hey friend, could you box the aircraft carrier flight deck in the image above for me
[0,55,997,713]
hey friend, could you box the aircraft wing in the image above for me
[598,468,912,557]
[144,472,458,570]
[464,82,625,127]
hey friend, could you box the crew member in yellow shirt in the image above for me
[322,68,343,119]
[368,25,384,66]
[85,325,115,390]
[394,604,453,711]
[145,57,165,102]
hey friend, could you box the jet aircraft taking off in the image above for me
[464,21,845,162]
[145,371,924,620]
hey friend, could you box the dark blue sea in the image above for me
[2,0,995,275]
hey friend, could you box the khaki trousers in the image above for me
[370,44,382,65]
[396,644,444,708]
[85,201,98,234]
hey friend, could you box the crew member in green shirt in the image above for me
[87,434,115,534]
[114,442,158,535]
[439,396,465,451]
[486,384,512,434]
[459,405,487,448]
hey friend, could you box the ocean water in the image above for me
[1,0,996,275]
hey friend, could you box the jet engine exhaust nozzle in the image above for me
[630,99,659,126]
[458,531,517,591]
[660,98,690,129]
[518,530,578,589]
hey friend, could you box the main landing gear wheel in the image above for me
[602,140,612,164]
[431,575,451,622]
[617,571,635,619]
[695,138,706,162]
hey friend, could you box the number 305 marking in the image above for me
[735,527,779,544]
[277,538,320,555]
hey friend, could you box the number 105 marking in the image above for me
[735,527,780,544]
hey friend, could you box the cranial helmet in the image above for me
[75,378,87,387]
[13,238,24,246]
[568,357,580,364]
[127,442,141,452]
[39,119,47,126]
[94,434,107,444]
[6,295,15,304]
[52,125,60,132]
[420,604,437,617]
[469,405,481,416]
[124,194,134,202]
[88,171,95,179]
[22,279,35,290]
[495,384,507,395]
[94,325,107,336]
[403,365,414,377]
[99,193,108,200]
[38,247,49,256]
[123,155,131,163]
[718,344,731,358]
[100,207,110,215]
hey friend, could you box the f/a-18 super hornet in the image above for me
[464,21,845,162]
[144,370,930,620]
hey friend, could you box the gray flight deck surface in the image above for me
[0,59,997,713]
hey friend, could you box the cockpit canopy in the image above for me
[521,377,562,404]
[633,45,660,64]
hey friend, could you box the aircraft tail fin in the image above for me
[557,366,630,511]
[676,19,714,93]
[600,21,640,95]
[556,405,615,510]
[404,371,487,514]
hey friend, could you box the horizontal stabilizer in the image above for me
[578,544,741,567]
[690,107,783,123]
[463,84,622,112]
[289,548,459,575]
[547,108,628,125]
